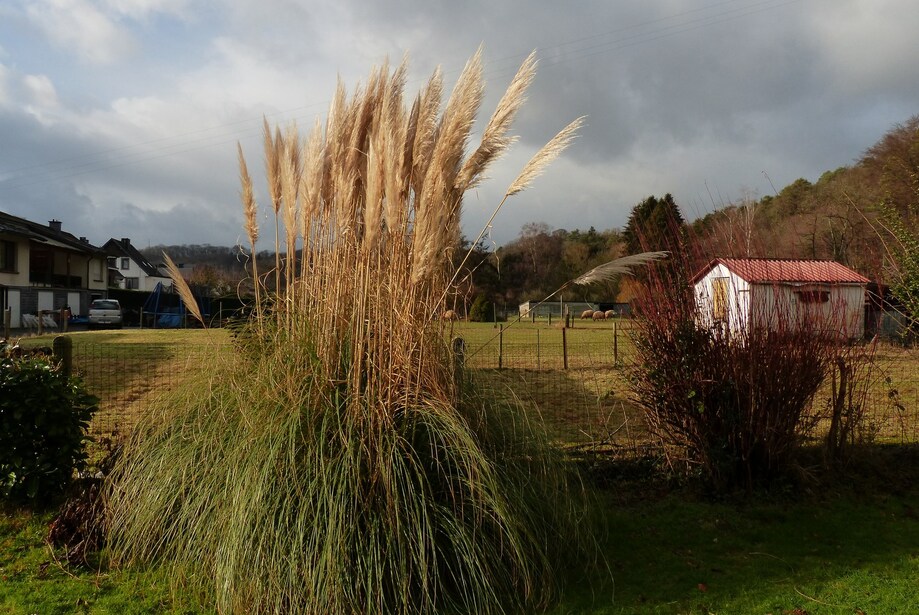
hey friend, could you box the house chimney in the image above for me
[49,219,62,232]
[79,236,88,243]
[121,238,131,245]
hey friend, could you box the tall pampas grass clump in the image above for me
[107,51,593,614]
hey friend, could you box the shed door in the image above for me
[712,278,729,320]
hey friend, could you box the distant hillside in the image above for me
[692,115,919,279]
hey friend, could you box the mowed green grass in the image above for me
[4,479,918,614]
[4,326,919,613]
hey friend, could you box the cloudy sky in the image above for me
[1,0,917,249]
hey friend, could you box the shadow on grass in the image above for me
[557,445,919,615]
[471,367,649,448]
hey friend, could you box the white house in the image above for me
[691,258,869,339]
[0,212,108,327]
[103,238,171,291]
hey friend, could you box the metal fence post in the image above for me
[562,326,568,370]
[614,321,619,365]
[53,335,73,378]
[498,324,504,370]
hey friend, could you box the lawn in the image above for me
[4,466,918,614]
[4,326,919,613]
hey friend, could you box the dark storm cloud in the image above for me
[2,0,918,247]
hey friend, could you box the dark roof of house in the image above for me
[692,258,870,285]
[0,210,104,254]
[103,238,168,278]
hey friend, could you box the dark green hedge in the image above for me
[0,347,98,504]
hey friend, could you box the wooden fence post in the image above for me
[38,312,44,336]
[562,326,568,370]
[498,324,504,370]
[613,321,619,365]
[451,336,466,402]
[53,335,73,378]
[3,307,10,340]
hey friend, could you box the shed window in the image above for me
[795,289,830,304]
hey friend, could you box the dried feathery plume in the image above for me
[505,116,585,197]
[381,59,408,233]
[441,117,583,302]
[363,134,384,250]
[280,123,302,281]
[263,118,283,214]
[300,118,325,237]
[412,51,485,284]
[238,143,258,247]
[457,50,537,191]
[238,143,263,325]
[423,47,484,201]
[162,252,204,327]
[571,251,670,286]
[410,68,444,200]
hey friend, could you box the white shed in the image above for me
[691,258,869,339]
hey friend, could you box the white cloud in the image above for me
[26,0,136,64]
[23,74,59,108]
[0,63,10,107]
[103,0,191,20]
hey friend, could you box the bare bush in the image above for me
[629,246,876,490]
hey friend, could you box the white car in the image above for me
[88,299,123,329]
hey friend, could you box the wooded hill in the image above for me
[142,115,919,315]
[691,115,918,277]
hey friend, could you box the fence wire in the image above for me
[58,325,919,456]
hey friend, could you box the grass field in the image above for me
[4,467,918,614]
[4,325,918,613]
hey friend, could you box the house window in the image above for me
[120,257,130,270]
[125,277,139,290]
[0,240,15,272]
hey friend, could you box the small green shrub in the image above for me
[468,294,494,322]
[0,347,98,504]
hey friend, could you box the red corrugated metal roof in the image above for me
[693,258,870,285]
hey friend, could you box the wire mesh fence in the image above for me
[49,323,919,457]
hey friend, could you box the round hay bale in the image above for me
[592,310,606,320]
[580,309,594,319]
[441,310,459,321]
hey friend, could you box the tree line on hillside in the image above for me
[144,115,919,322]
